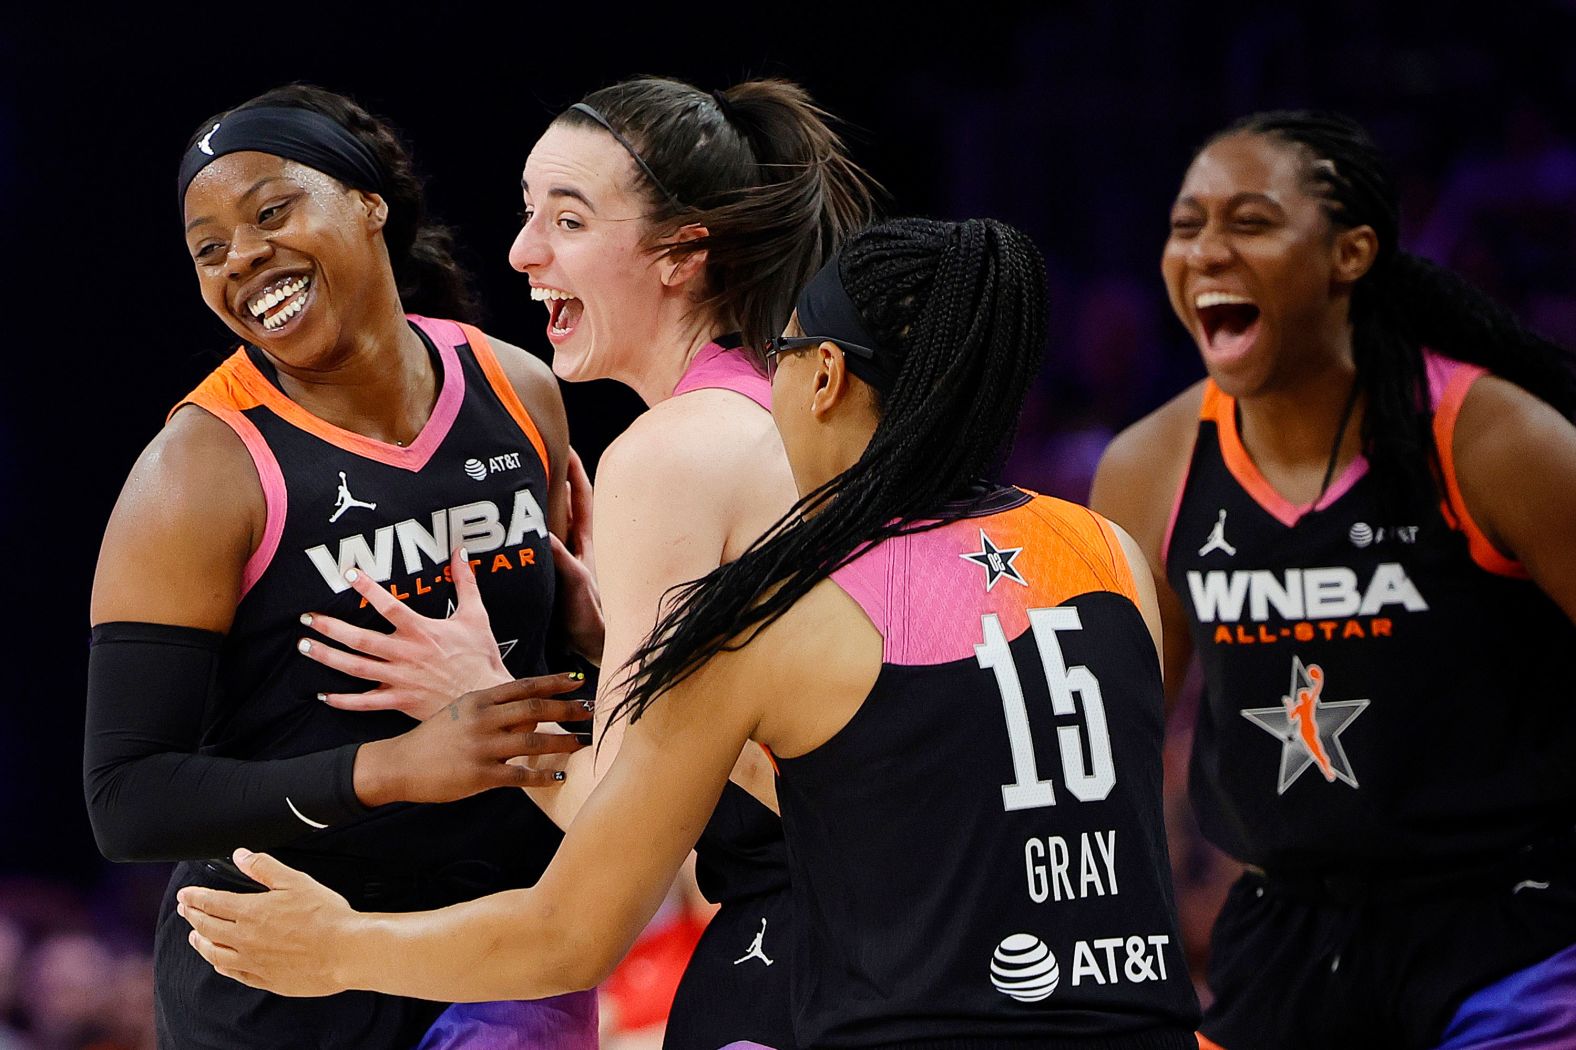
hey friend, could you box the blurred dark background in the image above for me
[4,3,1576,1046]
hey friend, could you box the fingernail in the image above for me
[458,547,468,561]
[234,848,253,864]
[345,568,360,583]
[552,771,566,782]
[299,612,313,627]
[569,671,585,681]
[317,692,328,703]
[298,639,312,654]
[176,903,187,919]
[580,700,595,712]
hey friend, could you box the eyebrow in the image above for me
[520,178,598,213]
[184,176,293,233]
[1174,191,1284,211]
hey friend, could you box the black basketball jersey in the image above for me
[171,314,563,903]
[1166,355,1576,872]
[774,487,1199,1049]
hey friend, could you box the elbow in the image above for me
[84,776,168,864]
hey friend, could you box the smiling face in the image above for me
[509,123,682,385]
[1162,132,1363,398]
[182,151,390,365]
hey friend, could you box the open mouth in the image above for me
[1195,291,1261,362]
[246,274,313,333]
[531,285,582,341]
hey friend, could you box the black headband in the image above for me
[177,106,386,210]
[795,255,900,391]
[568,102,684,209]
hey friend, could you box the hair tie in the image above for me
[711,89,737,125]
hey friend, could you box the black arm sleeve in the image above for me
[83,622,370,863]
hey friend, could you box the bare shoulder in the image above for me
[599,390,776,502]
[91,405,262,629]
[1089,380,1206,559]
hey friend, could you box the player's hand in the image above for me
[297,547,511,721]
[555,447,604,665]
[177,849,354,998]
[354,675,591,806]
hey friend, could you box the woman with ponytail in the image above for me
[178,216,1202,1049]
[285,75,875,1047]
[88,84,598,1048]
[1092,111,1576,1048]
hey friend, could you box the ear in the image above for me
[808,341,852,421]
[1331,224,1378,285]
[659,224,710,289]
[354,190,390,234]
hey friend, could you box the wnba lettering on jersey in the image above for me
[305,487,548,593]
[1186,563,1429,647]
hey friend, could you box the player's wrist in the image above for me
[330,910,389,992]
[350,739,407,808]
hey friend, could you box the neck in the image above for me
[267,277,435,443]
[1234,328,1364,493]
[624,305,728,407]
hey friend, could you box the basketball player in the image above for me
[1091,111,1576,1048]
[288,76,875,1049]
[85,85,596,1048]
[179,217,1203,1049]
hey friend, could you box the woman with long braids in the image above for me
[86,85,597,1048]
[176,217,1203,1048]
[1091,111,1576,1048]
[282,75,874,1048]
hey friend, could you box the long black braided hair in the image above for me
[1210,110,1576,518]
[610,217,1047,725]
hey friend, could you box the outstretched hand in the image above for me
[178,849,355,998]
[298,547,511,721]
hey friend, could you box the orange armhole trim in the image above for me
[1432,367,1527,579]
[461,323,551,476]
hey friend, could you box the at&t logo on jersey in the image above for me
[305,487,548,594]
[464,451,525,482]
[989,933,1173,1002]
[1186,563,1428,646]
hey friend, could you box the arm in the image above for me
[180,606,771,1000]
[1088,383,1203,710]
[1452,376,1576,624]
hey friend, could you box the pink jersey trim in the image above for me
[672,343,771,410]
[183,402,288,601]
[1160,462,1190,573]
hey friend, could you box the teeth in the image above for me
[1195,291,1254,310]
[260,287,309,331]
[529,286,577,302]
[249,276,310,318]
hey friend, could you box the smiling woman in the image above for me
[85,84,599,1050]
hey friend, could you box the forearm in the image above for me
[343,889,609,1002]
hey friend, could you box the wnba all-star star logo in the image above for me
[1241,656,1369,795]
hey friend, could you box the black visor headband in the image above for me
[178,107,386,211]
[794,255,899,391]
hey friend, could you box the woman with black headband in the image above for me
[180,216,1203,1050]
[1092,111,1576,1048]
[283,75,874,1048]
[86,84,599,1049]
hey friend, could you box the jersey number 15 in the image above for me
[976,608,1116,811]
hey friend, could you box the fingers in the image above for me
[449,546,483,613]
[300,612,396,662]
[345,568,419,627]
[567,447,595,556]
[471,673,586,708]
[296,638,393,686]
[506,761,575,788]
[496,729,588,759]
[490,694,594,728]
[176,886,244,923]
[234,849,301,891]
[548,533,584,576]
[320,688,413,714]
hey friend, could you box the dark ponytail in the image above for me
[1212,110,1576,517]
[610,217,1047,726]
[555,76,877,351]
[186,84,479,322]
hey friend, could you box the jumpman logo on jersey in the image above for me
[1198,508,1237,557]
[961,529,1028,591]
[1241,657,1369,794]
[732,918,774,967]
[329,472,378,523]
